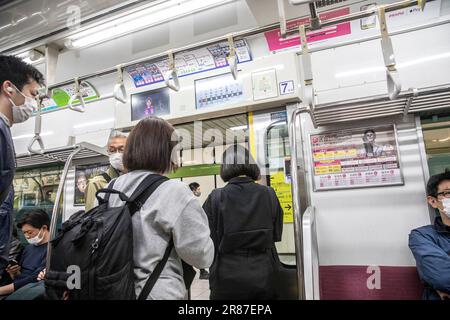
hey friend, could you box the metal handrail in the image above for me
[46,146,82,268]
[288,106,309,300]
[302,206,320,300]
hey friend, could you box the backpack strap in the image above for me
[138,239,174,300]
[127,174,169,215]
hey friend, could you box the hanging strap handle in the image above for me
[378,6,401,100]
[164,50,180,92]
[114,64,127,103]
[227,34,238,80]
[299,24,315,111]
[68,77,86,112]
[27,100,45,155]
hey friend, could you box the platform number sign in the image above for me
[279,80,294,95]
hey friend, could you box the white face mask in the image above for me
[27,228,44,246]
[440,198,450,218]
[8,85,38,124]
[109,152,124,172]
[194,191,201,197]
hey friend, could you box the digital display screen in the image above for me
[131,87,170,121]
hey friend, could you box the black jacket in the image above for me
[203,177,283,300]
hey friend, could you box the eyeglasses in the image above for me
[436,190,450,199]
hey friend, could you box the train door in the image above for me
[249,108,298,299]
[422,114,450,176]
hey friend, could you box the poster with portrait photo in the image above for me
[131,87,170,121]
[310,124,403,191]
[74,163,110,206]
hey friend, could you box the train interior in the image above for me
[2,0,450,300]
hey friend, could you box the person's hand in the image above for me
[37,268,46,281]
[5,264,21,279]
[437,290,450,300]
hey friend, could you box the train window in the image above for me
[12,166,63,245]
[422,116,450,176]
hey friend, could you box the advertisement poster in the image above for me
[264,7,351,52]
[131,87,170,121]
[38,81,99,114]
[74,163,109,206]
[195,73,244,109]
[126,39,252,88]
[310,125,403,191]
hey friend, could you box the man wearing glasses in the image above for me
[84,131,127,211]
[409,171,450,300]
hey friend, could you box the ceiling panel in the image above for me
[0,0,154,53]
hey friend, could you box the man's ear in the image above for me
[427,196,439,209]
[1,81,14,95]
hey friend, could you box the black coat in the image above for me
[203,176,283,300]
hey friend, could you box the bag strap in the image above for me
[100,172,112,183]
[138,239,174,300]
[127,174,169,215]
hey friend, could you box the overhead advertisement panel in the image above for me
[126,39,252,88]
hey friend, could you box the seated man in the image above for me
[0,209,49,298]
[409,171,450,300]
[84,131,127,211]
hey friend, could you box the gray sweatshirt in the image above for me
[106,170,214,300]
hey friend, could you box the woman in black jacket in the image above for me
[203,145,283,300]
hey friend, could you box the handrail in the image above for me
[302,206,320,300]
[46,146,82,268]
[44,0,429,91]
[289,106,308,300]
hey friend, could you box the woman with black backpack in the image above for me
[106,116,214,300]
[203,145,284,300]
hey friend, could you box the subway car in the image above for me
[1,0,449,301]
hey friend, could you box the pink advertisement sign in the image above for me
[264,7,351,52]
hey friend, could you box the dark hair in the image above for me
[0,55,45,91]
[17,209,50,229]
[123,116,178,173]
[220,145,260,182]
[189,182,200,191]
[426,171,450,197]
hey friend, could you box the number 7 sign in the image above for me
[279,80,294,95]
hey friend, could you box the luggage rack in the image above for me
[308,84,450,127]
[15,142,108,169]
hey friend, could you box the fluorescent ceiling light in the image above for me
[68,0,234,49]
[335,52,450,79]
[13,131,54,140]
[230,125,248,131]
[15,50,45,65]
[73,118,115,129]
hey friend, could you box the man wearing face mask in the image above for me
[0,55,44,278]
[84,131,128,211]
[409,170,450,300]
[188,182,209,280]
[0,209,49,298]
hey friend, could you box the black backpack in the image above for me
[45,174,170,300]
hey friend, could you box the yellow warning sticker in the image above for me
[269,171,293,223]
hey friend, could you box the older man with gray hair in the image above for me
[84,130,128,211]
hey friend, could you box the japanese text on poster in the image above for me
[310,125,403,191]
